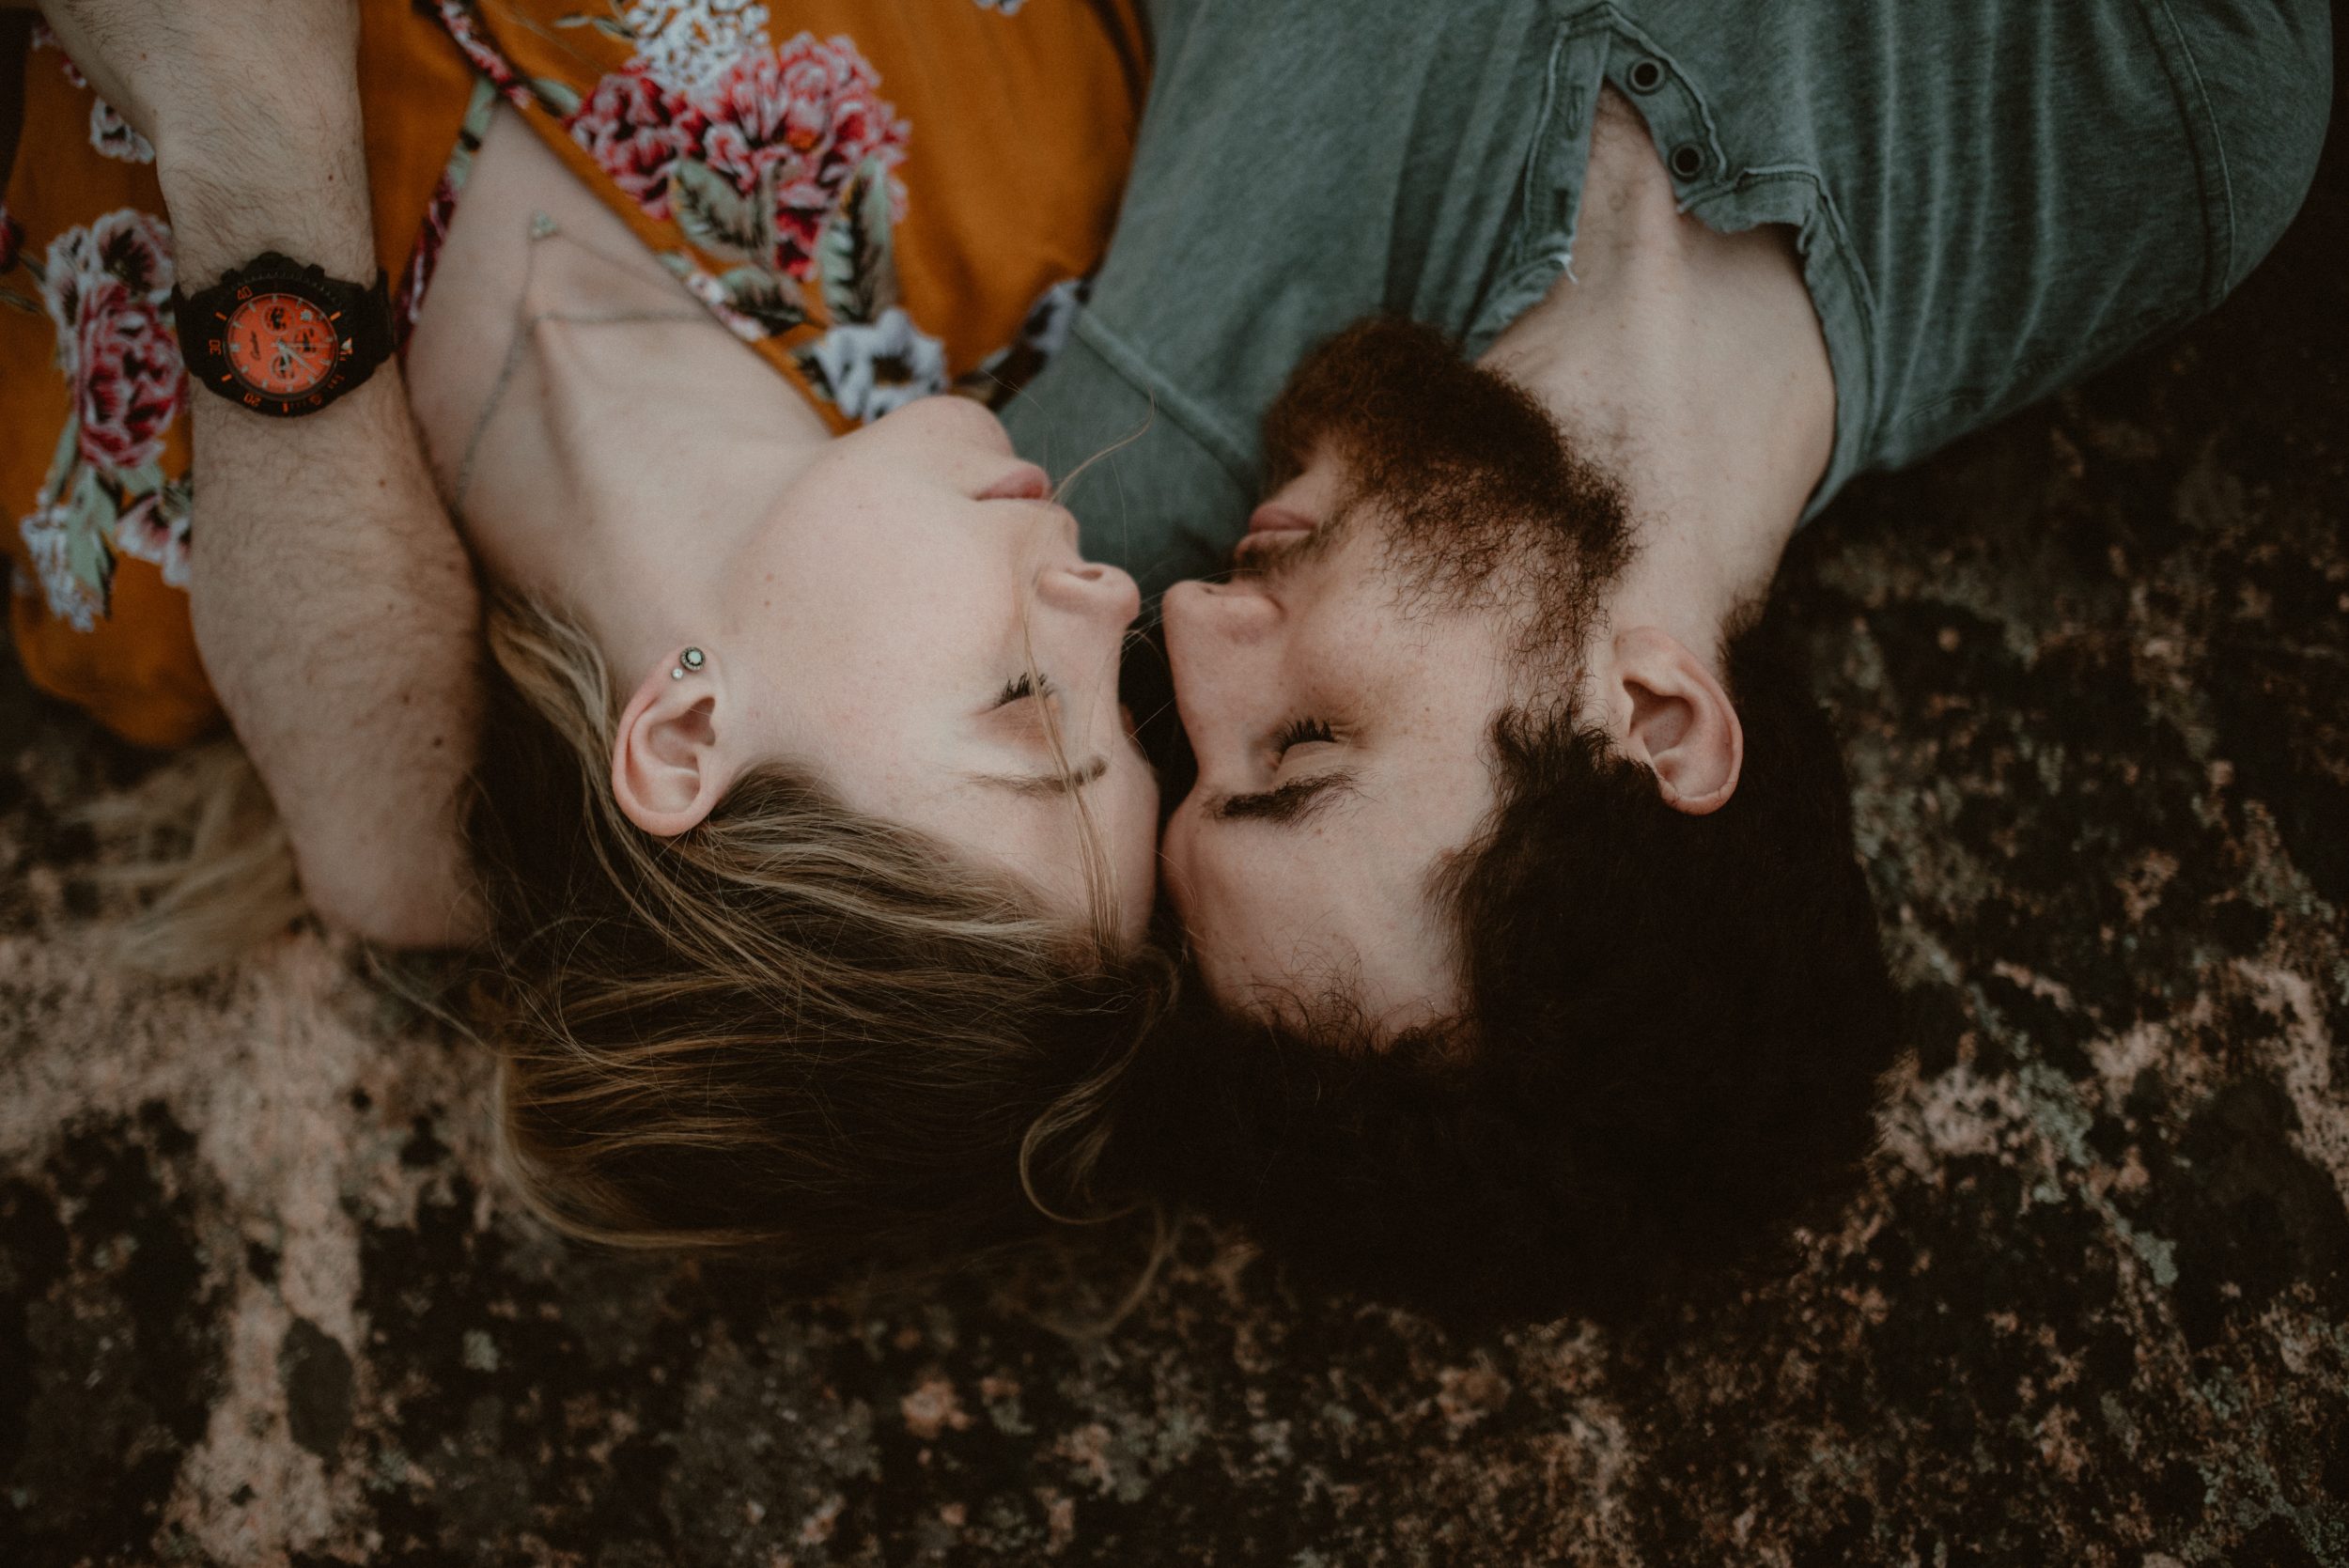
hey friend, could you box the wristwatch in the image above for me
[171,251,396,417]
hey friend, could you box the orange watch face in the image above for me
[222,290,340,397]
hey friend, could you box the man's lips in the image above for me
[1246,501,1316,536]
[1233,502,1315,568]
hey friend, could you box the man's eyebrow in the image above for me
[966,753,1112,798]
[1207,770,1363,824]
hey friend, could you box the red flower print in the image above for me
[569,32,907,282]
[88,96,156,163]
[40,211,184,474]
[41,208,175,343]
[70,279,184,471]
[429,0,537,109]
[395,171,463,345]
[567,64,703,221]
[693,35,908,279]
[113,485,193,588]
[766,179,832,278]
[43,24,88,89]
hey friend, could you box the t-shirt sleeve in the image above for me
[2167,0,2333,302]
[1003,323,1256,600]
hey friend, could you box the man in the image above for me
[1001,0,2332,1322]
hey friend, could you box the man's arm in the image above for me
[170,130,486,946]
[41,0,485,945]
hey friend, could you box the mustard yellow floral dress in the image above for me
[0,0,1146,746]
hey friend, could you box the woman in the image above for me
[2,0,1172,1269]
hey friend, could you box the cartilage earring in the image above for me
[670,646,706,680]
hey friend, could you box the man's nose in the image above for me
[1164,579,1283,761]
[1162,578,1281,644]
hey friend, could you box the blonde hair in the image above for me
[467,592,1174,1268]
[75,738,305,978]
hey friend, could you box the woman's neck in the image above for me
[475,234,820,665]
[402,106,828,672]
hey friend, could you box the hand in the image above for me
[36,0,360,154]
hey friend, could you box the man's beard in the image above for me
[1257,316,1634,680]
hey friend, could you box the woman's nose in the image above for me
[1037,560,1143,621]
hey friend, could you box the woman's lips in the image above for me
[979,461,1053,502]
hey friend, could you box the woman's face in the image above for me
[700,396,1159,940]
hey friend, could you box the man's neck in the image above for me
[1478,90,1836,670]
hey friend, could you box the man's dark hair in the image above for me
[1119,603,1901,1328]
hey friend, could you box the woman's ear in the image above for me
[1604,626,1744,815]
[611,657,729,836]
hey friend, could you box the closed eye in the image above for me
[994,671,1059,708]
[1274,716,1336,755]
[1209,770,1362,824]
[1210,717,1350,821]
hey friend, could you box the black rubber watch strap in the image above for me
[171,251,396,418]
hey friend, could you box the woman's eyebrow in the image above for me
[1206,770,1362,825]
[966,754,1112,797]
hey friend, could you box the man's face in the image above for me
[1159,319,1631,1035]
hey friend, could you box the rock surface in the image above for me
[7,92,2348,1568]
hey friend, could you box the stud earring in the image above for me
[669,646,706,680]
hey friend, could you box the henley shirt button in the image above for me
[1670,144,1706,179]
[1626,58,1665,93]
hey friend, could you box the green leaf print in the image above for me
[717,268,808,335]
[789,341,835,403]
[671,161,770,263]
[532,78,584,118]
[38,413,81,510]
[817,161,899,327]
[553,13,637,41]
[63,466,121,610]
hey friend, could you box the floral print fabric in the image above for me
[18,208,193,630]
[1,0,1146,746]
[439,0,1136,425]
[571,32,910,257]
[562,27,939,410]
[4,36,184,640]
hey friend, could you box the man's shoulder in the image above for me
[1646,0,2331,486]
[2159,0,2333,299]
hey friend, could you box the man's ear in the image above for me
[611,660,729,837]
[1605,626,1743,815]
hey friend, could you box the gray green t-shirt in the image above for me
[1003,0,2332,597]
